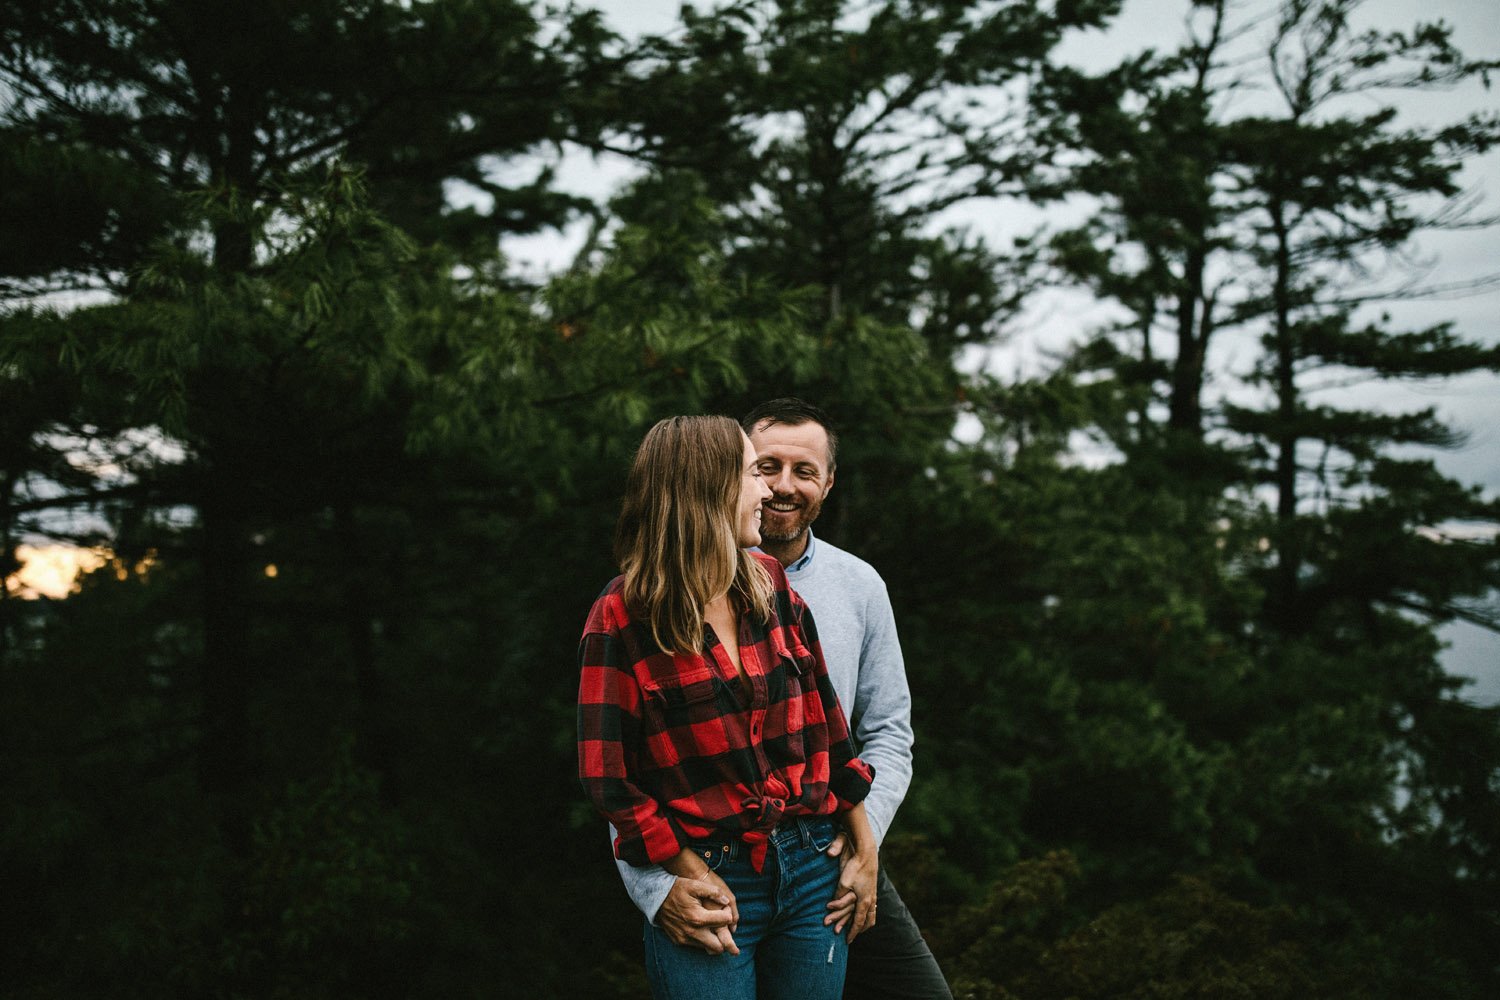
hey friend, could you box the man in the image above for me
[611,398,952,999]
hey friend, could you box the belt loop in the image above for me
[797,816,812,848]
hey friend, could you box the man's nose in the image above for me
[770,469,795,495]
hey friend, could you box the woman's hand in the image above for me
[662,848,741,954]
[699,869,739,935]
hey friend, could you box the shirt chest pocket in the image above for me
[641,669,722,726]
[639,668,732,762]
[785,646,817,678]
[772,645,818,687]
[776,646,825,734]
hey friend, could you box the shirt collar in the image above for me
[751,527,817,575]
[786,529,817,574]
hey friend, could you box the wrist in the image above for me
[839,804,876,853]
[664,848,711,881]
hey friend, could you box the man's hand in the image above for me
[657,872,741,955]
[823,831,879,943]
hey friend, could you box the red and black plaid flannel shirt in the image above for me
[578,553,874,872]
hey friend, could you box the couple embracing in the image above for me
[579,399,951,1000]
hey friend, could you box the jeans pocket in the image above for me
[686,839,735,873]
[805,818,839,854]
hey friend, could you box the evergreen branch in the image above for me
[1383,594,1500,636]
[7,481,183,516]
[842,66,941,150]
[1314,272,1500,308]
[527,333,719,408]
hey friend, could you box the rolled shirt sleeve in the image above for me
[577,628,687,866]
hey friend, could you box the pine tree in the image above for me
[1211,0,1500,625]
[1030,0,1242,448]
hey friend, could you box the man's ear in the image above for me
[823,468,835,498]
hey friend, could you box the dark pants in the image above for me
[843,869,952,1000]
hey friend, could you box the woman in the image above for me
[578,415,878,1000]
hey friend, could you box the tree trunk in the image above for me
[337,502,396,804]
[1168,246,1207,436]
[198,465,253,856]
[199,79,259,852]
[212,82,257,274]
[1270,195,1300,626]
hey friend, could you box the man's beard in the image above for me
[760,496,822,543]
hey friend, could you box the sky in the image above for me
[11,0,1497,699]
[496,0,1500,703]
[503,0,1499,496]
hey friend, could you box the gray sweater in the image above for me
[612,531,915,922]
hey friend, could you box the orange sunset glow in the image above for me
[4,544,155,599]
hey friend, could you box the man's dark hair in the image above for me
[740,397,839,470]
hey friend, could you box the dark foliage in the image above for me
[2,1,1496,997]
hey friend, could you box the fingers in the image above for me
[846,891,877,944]
[674,881,734,928]
[685,878,729,907]
[825,831,848,858]
[688,904,734,928]
[702,872,740,932]
[682,925,727,953]
[716,896,738,933]
[664,909,737,955]
[658,884,734,953]
[663,914,739,955]
[662,875,729,930]
[828,901,856,933]
[673,926,740,956]
[824,889,856,930]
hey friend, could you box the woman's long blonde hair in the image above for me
[615,415,773,654]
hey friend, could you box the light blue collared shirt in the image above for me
[753,527,817,574]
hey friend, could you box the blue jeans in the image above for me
[644,817,848,1000]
